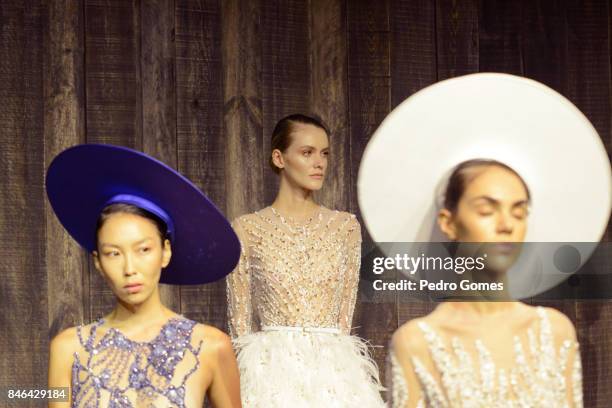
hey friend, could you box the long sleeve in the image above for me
[226,217,254,338]
[338,215,361,335]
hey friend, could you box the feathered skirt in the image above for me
[233,326,385,407]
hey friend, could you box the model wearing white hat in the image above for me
[358,73,611,407]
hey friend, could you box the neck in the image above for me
[460,267,511,301]
[448,300,518,316]
[272,176,318,217]
[108,286,170,326]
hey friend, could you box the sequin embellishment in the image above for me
[388,307,583,408]
[71,317,202,408]
[226,207,362,336]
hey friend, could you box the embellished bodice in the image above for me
[387,307,583,408]
[226,206,361,337]
[71,317,202,408]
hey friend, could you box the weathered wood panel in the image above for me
[222,0,264,220]
[479,0,523,74]
[347,0,394,387]
[436,0,478,79]
[174,0,227,330]
[44,0,88,339]
[0,0,46,399]
[0,0,611,403]
[390,0,437,106]
[141,0,181,313]
[522,0,568,94]
[309,0,350,211]
[390,0,438,332]
[84,0,143,320]
[565,0,612,405]
[261,0,310,203]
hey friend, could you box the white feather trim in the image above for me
[233,330,386,407]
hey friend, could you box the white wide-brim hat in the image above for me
[358,73,611,297]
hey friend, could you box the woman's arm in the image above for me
[338,214,361,334]
[226,218,254,338]
[48,328,78,408]
[201,327,242,408]
[387,323,427,408]
[547,308,583,408]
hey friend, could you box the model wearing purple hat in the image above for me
[46,144,242,408]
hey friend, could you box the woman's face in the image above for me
[93,212,171,305]
[439,166,529,243]
[273,123,329,191]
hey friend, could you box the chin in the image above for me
[116,290,150,306]
[305,180,324,191]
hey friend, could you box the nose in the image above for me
[314,153,326,169]
[495,212,514,235]
[123,254,137,276]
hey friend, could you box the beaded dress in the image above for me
[226,206,385,407]
[386,306,583,408]
[71,316,202,408]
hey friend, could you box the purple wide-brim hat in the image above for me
[46,144,240,285]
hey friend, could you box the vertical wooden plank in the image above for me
[520,0,580,387]
[522,0,568,93]
[0,0,46,395]
[222,0,264,220]
[347,0,393,387]
[261,0,310,203]
[174,0,227,330]
[390,0,438,328]
[44,0,87,338]
[390,0,436,107]
[85,0,143,319]
[436,0,479,79]
[140,0,181,312]
[309,0,350,210]
[478,0,523,74]
[565,1,612,405]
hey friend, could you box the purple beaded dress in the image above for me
[71,317,201,407]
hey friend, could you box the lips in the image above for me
[124,283,144,294]
[310,174,324,178]
[490,243,519,255]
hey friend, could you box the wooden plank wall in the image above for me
[1,0,611,406]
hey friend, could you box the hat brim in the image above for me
[46,144,240,285]
[357,73,612,296]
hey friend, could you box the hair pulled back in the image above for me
[269,113,329,174]
[443,159,531,212]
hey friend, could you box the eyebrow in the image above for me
[468,196,529,207]
[298,145,329,150]
[99,238,154,248]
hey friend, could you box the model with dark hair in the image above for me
[358,73,611,407]
[389,160,582,407]
[226,114,385,407]
[47,145,242,408]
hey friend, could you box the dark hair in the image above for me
[269,113,329,174]
[443,159,531,212]
[95,203,169,248]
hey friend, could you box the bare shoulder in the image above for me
[392,316,431,359]
[192,324,234,362]
[50,326,80,356]
[540,306,577,340]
